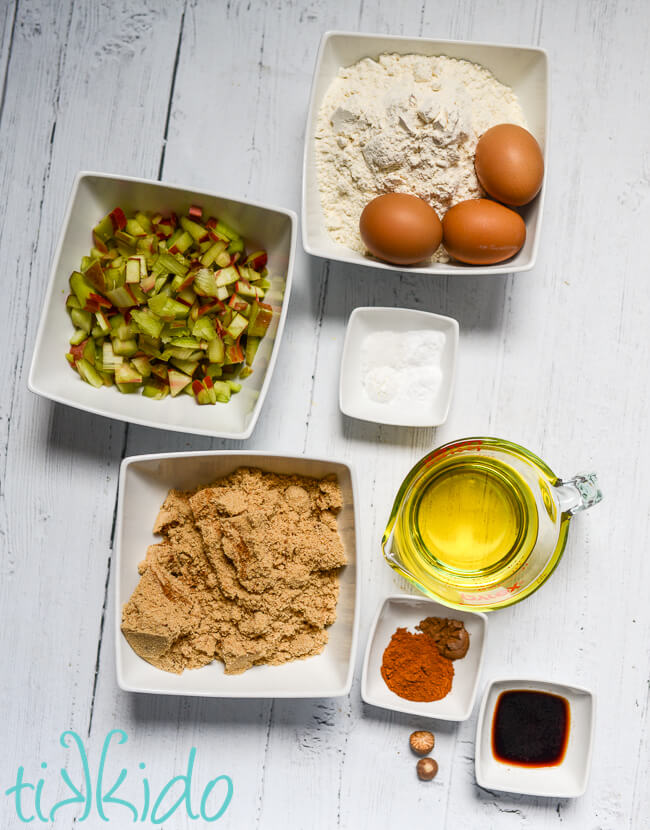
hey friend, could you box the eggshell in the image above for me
[359,193,442,265]
[442,199,526,265]
[475,124,544,207]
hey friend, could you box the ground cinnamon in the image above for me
[380,627,453,702]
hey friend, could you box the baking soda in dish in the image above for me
[360,330,446,409]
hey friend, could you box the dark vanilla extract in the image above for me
[492,690,570,767]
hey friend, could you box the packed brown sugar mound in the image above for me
[121,467,346,675]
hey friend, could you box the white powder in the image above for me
[315,53,526,261]
[360,329,446,409]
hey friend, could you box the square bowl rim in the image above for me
[339,306,460,426]
[115,449,361,698]
[361,593,488,721]
[474,675,596,797]
[28,170,298,440]
[301,30,549,275]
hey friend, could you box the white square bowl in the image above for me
[28,172,297,439]
[339,306,459,426]
[475,678,596,797]
[302,31,549,274]
[115,451,360,697]
[361,594,487,720]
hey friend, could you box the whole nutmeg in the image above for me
[416,757,439,781]
[409,730,435,755]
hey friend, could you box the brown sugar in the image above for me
[121,467,346,675]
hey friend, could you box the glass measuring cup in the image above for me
[382,437,602,611]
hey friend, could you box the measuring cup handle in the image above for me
[554,473,602,515]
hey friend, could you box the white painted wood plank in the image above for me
[0,1,184,825]
[0,0,17,102]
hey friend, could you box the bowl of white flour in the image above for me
[302,32,548,274]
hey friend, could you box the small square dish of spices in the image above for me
[475,678,596,797]
[115,451,360,698]
[361,595,487,721]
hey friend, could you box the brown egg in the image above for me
[475,124,544,207]
[359,193,442,265]
[442,199,526,265]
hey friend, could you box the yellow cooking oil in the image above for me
[394,454,539,588]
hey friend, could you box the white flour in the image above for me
[360,329,446,409]
[315,53,526,261]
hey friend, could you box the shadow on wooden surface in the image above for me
[298,247,512,331]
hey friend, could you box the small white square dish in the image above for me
[361,594,487,721]
[115,451,360,698]
[475,678,596,797]
[28,172,296,439]
[339,306,459,427]
[302,31,548,274]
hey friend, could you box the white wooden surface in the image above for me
[1,0,649,827]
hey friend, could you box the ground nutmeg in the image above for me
[380,627,453,702]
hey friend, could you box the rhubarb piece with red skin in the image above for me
[224,343,244,365]
[83,260,106,293]
[244,250,268,271]
[110,207,127,232]
[168,369,192,397]
[248,300,274,337]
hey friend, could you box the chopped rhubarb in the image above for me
[212,380,231,403]
[215,266,238,288]
[248,300,274,337]
[131,355,152,378]
[168,231,194,255]
[192,316,217,341]
[193,268,220,297]
[88,293,112,308]
[109,207,127,232]
[69,340,88,362]
[139,274,156,293]
[126,218,147,237]
[200,239,227,267]
[197,299,223,317]
[125,258,142,283]
[115,363,143,384]
[226,312,248,340]
[244,250,268,271]
[245,336,260,367]
[180,216,209,243]
[76,358,103,388]
[65,205,276,405]
[224,343,245,365]
[83,260,106,292]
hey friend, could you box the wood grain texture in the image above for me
[1,0,649,827]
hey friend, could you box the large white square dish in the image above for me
[475,677,596,797]
[28,172,296,439]
[361,594,487,720]
[302,31,548,274]
[115,451,360,697]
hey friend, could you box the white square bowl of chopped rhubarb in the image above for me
[115,451,360,698]
[28,172,296,438]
